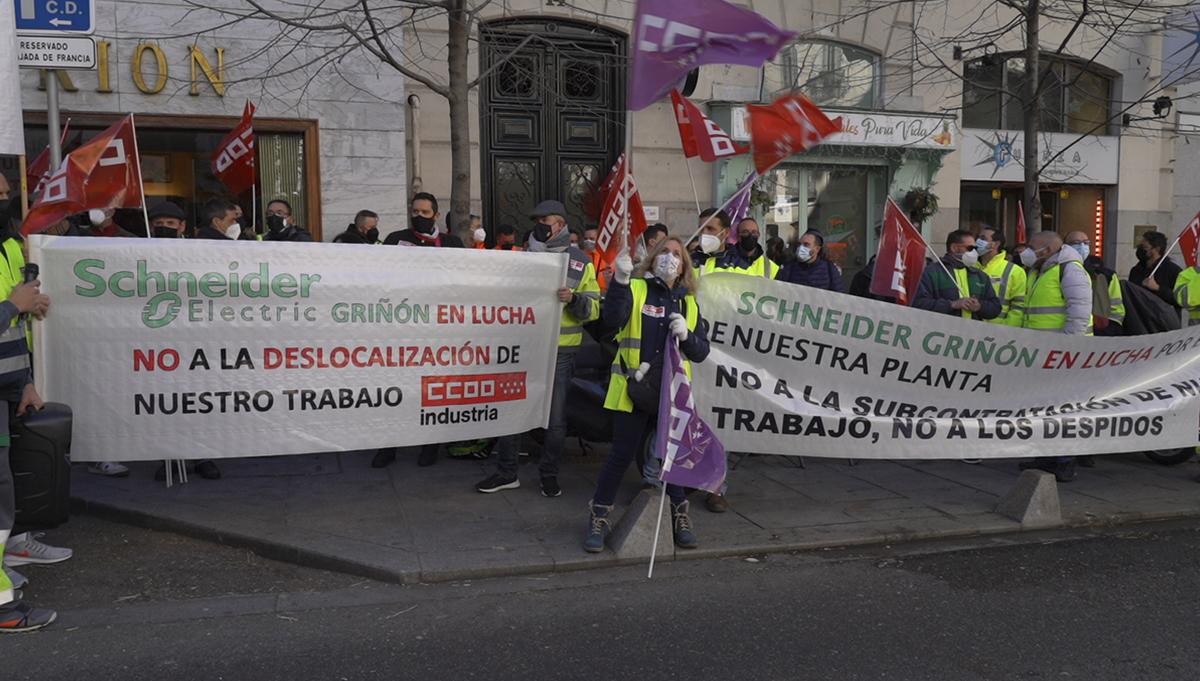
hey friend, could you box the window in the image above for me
[764,40,880,109]
[962,55,1113,134]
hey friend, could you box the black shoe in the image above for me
[417,447,438,467]
[371,449,396,468]
[1053,459,1077,483]
[475,474,520,494]
[195,460,221,480]
[540,477,562,498]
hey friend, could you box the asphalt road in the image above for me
[5,515,1199,680]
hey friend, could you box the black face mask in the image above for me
[152,226,178,239]
[1136,246,1149,262]
[738,234,759,253]
[532,222,552,243]
[412,215,437,235]
[364,228,379,243]
[266,215,288,233]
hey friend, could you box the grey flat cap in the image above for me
[530,199,567,219]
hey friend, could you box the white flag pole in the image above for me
[129,115,152,238]
[647,483,667,579]
[1148,231,1186,281]
[683,156,702,216]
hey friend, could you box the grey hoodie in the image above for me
[1034,245,1093,335]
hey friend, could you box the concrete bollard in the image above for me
[608,488,673,561]
[995,470,1063,528]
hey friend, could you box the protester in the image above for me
[765,236,789,267]
[1020,230,1093,482]
[0,225,60,631]
[383,192,464,248]
[584,236,709,553]
[644,223,669,253]
[697,216,779,278]
[1129,230,1181,309]
[913,230,1001,321]
[264,199,313,242]
[333,210,381,244]
[776,230,844,292]
[975,227,1026,327]
[375,194,464,468]
[494,224,520,251]
[468,216,488,249]
[476,200,600,498]
[1066,230,1124,335]
[848,222,897,303]
[689,208,731,268]
[1010,243,1033,271]
[86,208,138,238]
[146,202,187,239]
[569,228,581,248]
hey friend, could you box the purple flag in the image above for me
[726,170,759,241]
[630,0,796,111]
[656,338,726,494]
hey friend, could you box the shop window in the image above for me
[763,40,880,109]
[959,187,1000,234]
[963,55,1112,134]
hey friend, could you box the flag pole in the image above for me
[647,482,667,579]
[251,184,258,236]
[17,155,28,218]
[624,109,633,256]
[683,156,702,216]
[682,181,754,249]
[1149,232,1185,281]
[129,115,152,238]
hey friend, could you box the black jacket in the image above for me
[1129,256,1181,309]
[383,229,464,248]
[332,225,376,244]
[265,224,314,242]
[193,225,234,241]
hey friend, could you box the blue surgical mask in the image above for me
[975,239,990,254]
[1072,242,1089,258]
[796,245,812,262]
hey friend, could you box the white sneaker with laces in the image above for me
[87,462,130,477]
[4,533,73,566]
[3,566,28,590]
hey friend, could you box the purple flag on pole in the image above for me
[656,338,726,494]
[728,170,758,227]
[629,0,796,111]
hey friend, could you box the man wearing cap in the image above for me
[147,202,187,239]
[475,200,600,498]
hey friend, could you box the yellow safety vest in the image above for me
[0,238,31,380]
[700,253,779,279]
[604,278,699,413]
[1174,267,1200,326]
[1024,261,1093,335]
[979,253,1026,327]
[560,249,601,348]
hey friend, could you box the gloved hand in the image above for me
[668,312,688,342]
[613,249,634,285]
[633,362,651,382]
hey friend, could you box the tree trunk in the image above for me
[446,0,471,239]
[1022,0,1041,236]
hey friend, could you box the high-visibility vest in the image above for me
[979,253,1026,327]
[560,248,601,348]
[700,252,779,279]
[0,238,31,349]
[604,278,698,413]
[1101,273,1125,325]
[1174,267,1200,326]
[1024,261,1093,334]
[0,238,31,392]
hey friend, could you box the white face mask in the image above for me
[1019,248,1038,268]
[583,239,596,251]
[224,222,242,240]
[473,228,487,244]
[88,208,107,226]
[699,233,722,254]
[1071,242,1089,258]
[653,253,681,281]
[960,249,979,268]
[796,245,812,262]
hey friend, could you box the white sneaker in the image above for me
[3,566,28,590]
[87,462,130,477]
[4,533,72,566]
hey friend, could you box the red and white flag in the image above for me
[22,115,142,236]
[670,89,748,162]
[595,153,648,262]
[212,101,256,194]
[1179,210,1200,268]
[26,120,71,198]
[1016,200,1028,245]
[747,92,841,174]
[870,197,928,305]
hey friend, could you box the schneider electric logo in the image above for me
[73,259,322,329]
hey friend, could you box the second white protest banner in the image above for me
[30,236,565,462]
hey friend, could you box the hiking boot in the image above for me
[704,493,729,513]
[195,460,221,480]
[540,477,562,498]
[371,449,396,468]
[475,474,519,494]
[4,533,72,566]
[0,600,56,633]
[671,500,698,549]
[3,566,28,590]
[583,501,613,553]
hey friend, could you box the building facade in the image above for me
[4,0,409,241]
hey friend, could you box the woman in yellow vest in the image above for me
[584,237,709,553]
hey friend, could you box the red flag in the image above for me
[747,93,841,174]
[870,197,928,305]
[212,101,256,194]
[22,116,138,236]
[671,90,748,162]
[26,121,71,198]
[1180,211,1200,268]
[1016,200,1028,245]
[595,153,648,263]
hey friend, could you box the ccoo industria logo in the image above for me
[72,259,323,329]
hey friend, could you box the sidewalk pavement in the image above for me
[70,444,1200,583]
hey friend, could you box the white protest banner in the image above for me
[695,274,1200,459]
[29,236,565,462]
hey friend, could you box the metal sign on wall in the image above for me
[960,128,1120,185]
[732,107,958,149]
[16,34,96,69]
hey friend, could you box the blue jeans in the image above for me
[593,409,685,507]
[496,351,575,479]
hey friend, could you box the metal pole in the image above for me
[46,71,62,168]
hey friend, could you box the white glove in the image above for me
[669,312,688,342]
[613,250,634,284]
[633,362,651,382]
